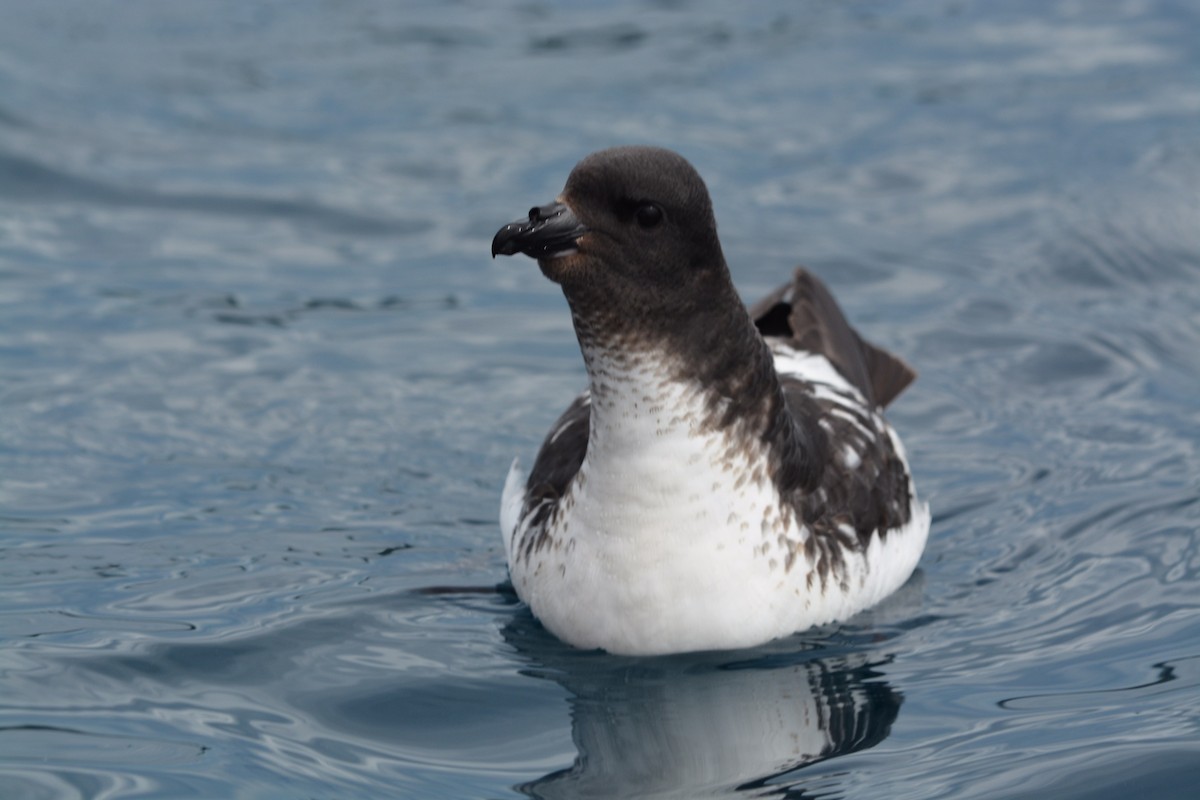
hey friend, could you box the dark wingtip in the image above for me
[751,266,917,408]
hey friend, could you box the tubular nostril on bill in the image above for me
[530,203,564,223]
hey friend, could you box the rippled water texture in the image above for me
[2,1,1199,797]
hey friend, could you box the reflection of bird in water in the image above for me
[493,146,929,656]
[501,613,902,800]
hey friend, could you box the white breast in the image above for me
[502,344,929,656]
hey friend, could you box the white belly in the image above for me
[502,349,929,656]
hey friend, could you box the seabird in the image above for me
[491,146,929,656]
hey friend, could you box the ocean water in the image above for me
[2,0,1199,797]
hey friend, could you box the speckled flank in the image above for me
[772,345,916,593]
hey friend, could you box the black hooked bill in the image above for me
[492,202,588,259]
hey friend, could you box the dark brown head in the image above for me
[492,147,741,344]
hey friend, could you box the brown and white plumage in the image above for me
[493,146,929,655]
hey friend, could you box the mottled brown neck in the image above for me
[561,270,826,497]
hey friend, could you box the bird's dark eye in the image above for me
[635,203,663,229]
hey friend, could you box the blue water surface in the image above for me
[2,1,1199,797]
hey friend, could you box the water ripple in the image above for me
[0,151,419,236]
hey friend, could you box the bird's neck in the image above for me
[567,293,790,471]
